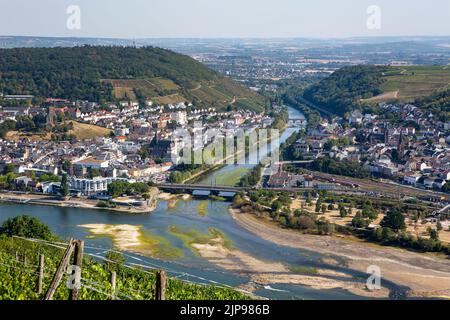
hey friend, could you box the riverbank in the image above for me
[229,208,450,299]
[0,192,157,214]
[187,231,389,298]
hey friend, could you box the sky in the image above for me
[1,0,449,39]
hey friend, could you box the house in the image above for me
[14,176,36,190]
[404,174,420,185]
[114,127,130,136]
[1,106,30,118]
[364,161,399,177]
[293,139,310,154]
[145,138,176,161]
[171,111,187,126]
[40,181,61,194]
[433,179,446,190]
[423,177,435,189]
[268,171,291,188]
[439,170,450,181]
[349,110,363,125]
[73,157,109,177]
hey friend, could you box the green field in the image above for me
[374,66,450,101]
[211,168,250,186]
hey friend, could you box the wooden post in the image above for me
[155,270,166,300]
[44,239,75,300]
[69,240,84,301]
[111,271,116,299]
[15,251,19,262]
[36,254,45,294]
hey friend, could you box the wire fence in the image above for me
[1,235,261,300]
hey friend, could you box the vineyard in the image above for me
[0,235,251,300]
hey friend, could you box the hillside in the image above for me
[371,66,450,101]
[0,46,265,112]
[303,65,450,116]
[303,65,388,116]
[66,121,112,140]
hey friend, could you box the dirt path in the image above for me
[230,209,450,298]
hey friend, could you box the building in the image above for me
[268,171,291,188]
[145,138,176,161]
[171,111,187,126]
[70,176,132,196]
[349,110,363,125]
[72,157,109,177]
[404,174,420,185]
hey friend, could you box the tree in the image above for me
[315,201,322,213]
[88,168,101,179]
[352,212,370,228]
[361,204,378,220]
[339,207,348,218]
[380,209,406,232]
[61,173,69,198]
[3,163,15,175]
[427,227,439,241]
[297,215,316,230]
[0,215,56,241]
[271,201,283,212]
[317,219,335,235]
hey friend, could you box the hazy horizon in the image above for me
[1,0,449,39]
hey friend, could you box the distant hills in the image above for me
[303,65,450,118]
[0,46,265,112]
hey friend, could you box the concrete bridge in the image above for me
[157,183,245,198]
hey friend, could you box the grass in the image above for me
[289,266,319,275]
[5,121,111,142]
[67,121,112,140]
[113,86,137,100]
[378,66,450,101]
[197,201,209,217]
[211,168,250,186]
[151,93,186,105]
[150,77,180,91]
[168,226,234,251]
[5,131,51,142]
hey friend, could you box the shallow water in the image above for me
[0,199,387,300]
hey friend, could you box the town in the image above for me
[0,94,277,204]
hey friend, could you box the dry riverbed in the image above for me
[229,208,450,299]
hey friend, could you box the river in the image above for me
[197,106,306,186]
[0,106,394,299]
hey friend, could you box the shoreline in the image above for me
[0,192,157,214]
[229,208,450,299]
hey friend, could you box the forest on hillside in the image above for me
[302,65,388,116]
[0,46,218,102]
